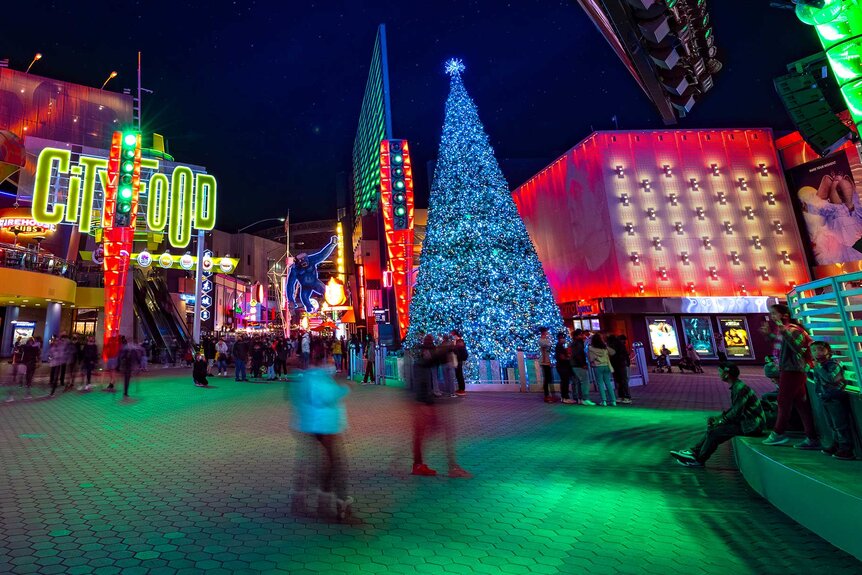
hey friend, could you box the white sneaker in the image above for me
[582,400,596,406]
[4,396,14,403]
[336,496,355,521]
[561,399,575,404]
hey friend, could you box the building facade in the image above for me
[513,129,812,363]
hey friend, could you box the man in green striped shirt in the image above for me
[671,363,765,468]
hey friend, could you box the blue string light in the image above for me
[407,61,565,367]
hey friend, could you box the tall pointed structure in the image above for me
[407,59,565,366]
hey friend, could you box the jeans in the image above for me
[556,363,572,399]
[333,354,342,371]
[692,422,751,462]
[593,365,615,404]
[541,364,553,397]
[822,396,853,451]
[302,351,310,370]
[613,365,630,399]
[363,359,375,383]
[294,433,348,500]
[10,363,23,386]
[267,365,276,380]
[774,370,816,439]
[234,359,247,381]
[443,365,456,394]
[572,367,590,401]
[49,364,66,395]
[217,358,228,374]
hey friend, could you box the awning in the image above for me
[0,130,25,185]
[339,309,356,324]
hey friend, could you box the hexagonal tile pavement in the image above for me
[0,366,859,575]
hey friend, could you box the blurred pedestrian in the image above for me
[589,332,616,406]
[117,336,141,398]
[80,336,99,391]
[538,327,554,403]
[48,333,72,397]
[290,359,353,520]
[570,329,594,405]
[452,331,468,397]
[608,334,632,404]
[555,332,574,404]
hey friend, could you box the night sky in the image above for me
[3,1,821,229]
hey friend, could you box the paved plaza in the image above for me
[1,367,859,575]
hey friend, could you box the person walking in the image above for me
[10,337,24,388]
[80,336,99,391]
[290,358,354,520]
[761,304,820,449]
[301,332,312,370]
[233,335,249,381]
[21,337,39,399]
[117,337,141,398]
[570,329,594,405]
[362,336,375,384]
[588,332,616,406]
[410,335,471,478]
[332,337,343,373]
[538,327,555,403]
[608,334,632,404]
[452,331,468,397]
[216,338,229,376]
[555,332,574,404]
[48,334,72,397]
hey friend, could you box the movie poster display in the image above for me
[717,317,754,359]
[785,150,862,267]
[645,317,681,358]
[681,316,717,358]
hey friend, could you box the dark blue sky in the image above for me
[3,1,821,228]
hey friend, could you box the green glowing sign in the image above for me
[32,147,217,249]
[797,1,862,126]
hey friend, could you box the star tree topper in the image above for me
[445,58,466,76]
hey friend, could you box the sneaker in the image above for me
[610,402,617,406]
[195,383,207,387]
[448,466,473,479]
[561,399,575,404]
[83,385,92,392]
[670,450,697,463]
[455,391,467,397]
[336,496,355,520]
[620,398,632,404]
[4,396,14,403]
[600,401,607,406]
[675,458,704,468]
[449,393,457,398]
[24,394,32,400]
[794,438,822,450]
[762,432,790,446]
[582,400,596,406]
[821,444,839,456]
[543,396,554,403]
[104,385,116,393]
[834,450,856,461]
[411,463,437,476]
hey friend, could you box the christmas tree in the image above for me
[406,59,565,367]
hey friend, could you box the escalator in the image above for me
[133,268,192,363]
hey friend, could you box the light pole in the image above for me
[25,53,42,74]
[100,71,118,91]
[237,217,285,234]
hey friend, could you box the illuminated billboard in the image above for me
[681,316,717,358]
[717,317,754,359]
[645,316,681,358]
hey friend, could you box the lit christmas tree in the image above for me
[406,59,565,367]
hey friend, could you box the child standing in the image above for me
[811,342,856,460]
[193,353,209,387]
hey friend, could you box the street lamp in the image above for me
[237,217,285,234]
[100,71,118,90]
[25,53,42,74]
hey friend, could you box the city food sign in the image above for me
[30,147,217,248]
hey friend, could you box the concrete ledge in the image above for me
[734,436,862,561]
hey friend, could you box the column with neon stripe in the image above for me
[102,130,141,364]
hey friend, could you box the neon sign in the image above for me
[31,147,217,248]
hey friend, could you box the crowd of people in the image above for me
[538,327,633,406]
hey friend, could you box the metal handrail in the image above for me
[0,242,76,280]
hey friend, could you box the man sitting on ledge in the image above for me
[671,363,765,468]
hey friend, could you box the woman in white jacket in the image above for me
[588,333,616,406]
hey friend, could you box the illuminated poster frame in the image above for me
[645,316,681,359]
[717,316,755,359]
[681,316,717,359]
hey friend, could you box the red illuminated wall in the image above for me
[513,129,812,304]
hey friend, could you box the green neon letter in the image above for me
[169,166,194,248]
[32,148,70,224]
[148,173,170,231]
[194,174,217,230]
[78,157,107,233]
